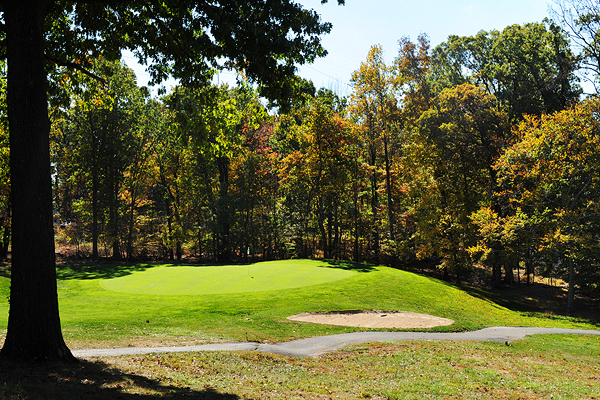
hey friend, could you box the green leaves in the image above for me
[430,22,581,121]
[62,1,334,106]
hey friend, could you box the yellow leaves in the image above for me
[497,98,600,212]
[466,243,492,261]
[470,207,501,239]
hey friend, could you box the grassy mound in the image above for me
[99,259,356,295]
[0,259,598,349]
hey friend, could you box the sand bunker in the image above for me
[287,310,454,329]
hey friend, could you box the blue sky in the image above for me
[295,0,552,95]
[125,1,553,96]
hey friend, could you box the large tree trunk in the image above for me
[0,206,10,259]
[1,0,74,362]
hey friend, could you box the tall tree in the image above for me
[58,59,146,260]
[492,99,600,313]
[430,22,580,121]
[280,97,354,259]
[395,34,432,127]
[350,45,399,262]
[161,86,215,261]
[0,0,342,362]
[416,84,510,281]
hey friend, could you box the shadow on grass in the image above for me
[0,358,251,400]
[56,258,378,281]
[417,272,600,326]
[320,259,377,273]
[56,263,158,281]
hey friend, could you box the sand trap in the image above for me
[287,310,454,329]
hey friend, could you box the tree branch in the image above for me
[72,0,129,4]
[45,56,106,83]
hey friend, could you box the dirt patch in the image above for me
[287,310,454,329]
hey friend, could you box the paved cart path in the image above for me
[72,326,600,359]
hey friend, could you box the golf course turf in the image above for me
[99,259,357,295]
[1,259,600,399]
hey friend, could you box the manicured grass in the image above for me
[0,259,598,349]
[99,259,356,295]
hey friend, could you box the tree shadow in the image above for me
[0,357,251,399]
[320,259,377,272]
[53,259,379,281]
[56,263,158,281]
[419,274,600,326]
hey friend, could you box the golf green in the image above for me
[99,259,357,295]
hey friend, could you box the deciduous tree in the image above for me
[492,99,600,312]
[416,84,510,281]
[431,22,580,121]
[350,45,400,262]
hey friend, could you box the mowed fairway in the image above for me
[0,259,598,350]
[100,260,356,295]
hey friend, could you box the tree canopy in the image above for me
[430,21,581,121]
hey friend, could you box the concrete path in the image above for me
[72,326,600,359]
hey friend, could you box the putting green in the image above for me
[99,259,357,295]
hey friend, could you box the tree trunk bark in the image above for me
[317,196,328,259]
[567,259,575,315]
[217,156,231,262]
[503,262,515,285]
[369,143,379,263]
[352,178,360,262]
[0,206,10,259]
[126,190,136,260]
[383,137,394,241]
[110,177,121,261]
[1,0,74,362]
[91,113,99,259]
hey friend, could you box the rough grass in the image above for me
[1,334,599,399]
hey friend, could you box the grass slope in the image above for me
[1,335,599,399]
[1,259,597,349]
